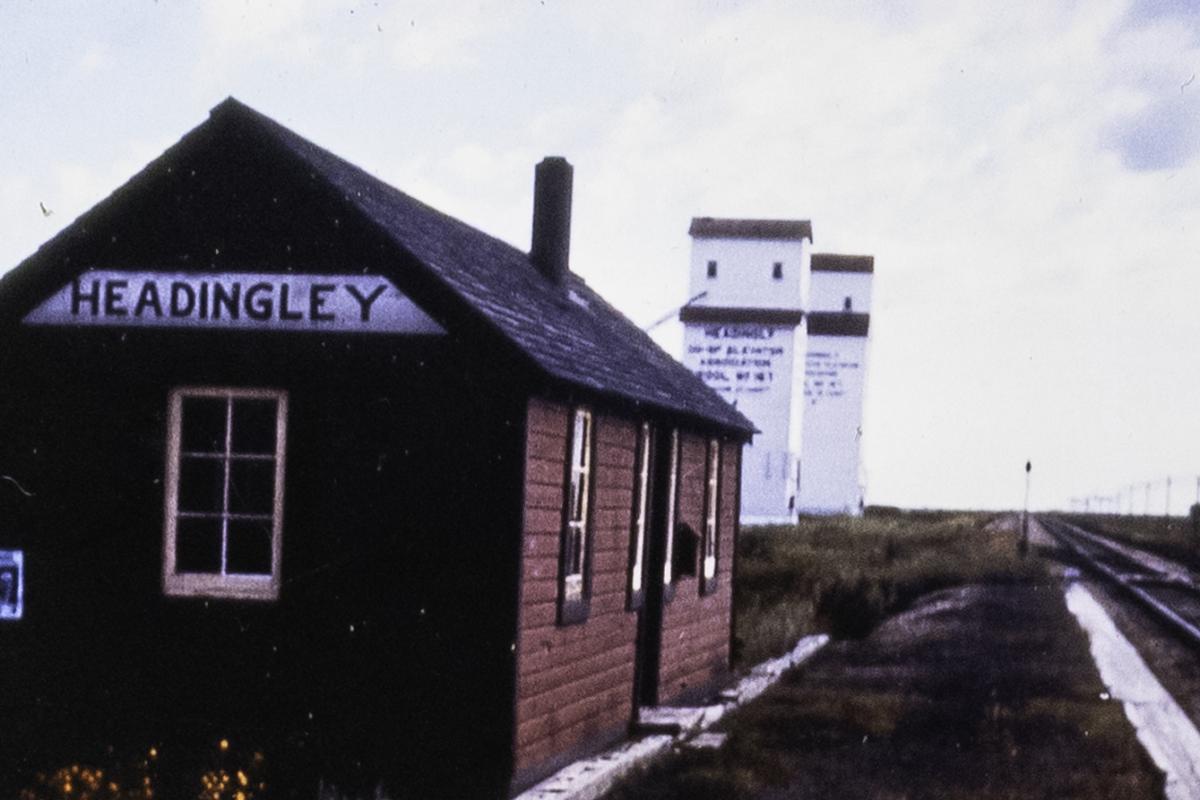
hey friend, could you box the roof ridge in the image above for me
[689,217,813,242]
[0,99,755,436]
[214,97,537,268]
[216,102,755,434]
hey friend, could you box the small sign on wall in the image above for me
[0,551,23,620]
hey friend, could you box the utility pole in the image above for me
[1020,460,1031,556]
[1194,476,1200,536]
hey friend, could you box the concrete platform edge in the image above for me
[513,633,830,800]
[1064,581,1200,800]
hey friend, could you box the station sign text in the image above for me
[23,271,445,335]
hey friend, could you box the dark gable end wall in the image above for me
[0,110,370,326]
[0,120,528,799]
[0,105,749,798]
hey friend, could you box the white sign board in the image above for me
[686,324,786,396]
[803,349,861,403]
[23,271,445,334]
[0,550,22,621]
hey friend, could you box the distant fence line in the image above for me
[1068,475,1200,517]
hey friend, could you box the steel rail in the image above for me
[1041,516,1200,650]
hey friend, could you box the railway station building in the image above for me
[0,99,753,798]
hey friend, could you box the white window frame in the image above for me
[662,428,680,586]
[629,422,652,597]
[703,438,720,583]
[163,386,288,601]
[562,408,592,604]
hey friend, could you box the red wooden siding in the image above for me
[512,398,640,784]
[655,436,739,705]
[511,398,744,790]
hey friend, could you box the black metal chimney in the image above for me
[530,157,573,285]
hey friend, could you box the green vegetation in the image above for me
[1063,513,1200,571]
[607,582,1160,799]
[733,511,1039,664]
[605,512,1163,800]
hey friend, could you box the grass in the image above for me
[603,512,1164,799]
[1062,512,1200,571]
[733,510,1039,664]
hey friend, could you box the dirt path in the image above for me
[605,580,1163,799]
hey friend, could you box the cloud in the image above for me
[1099,2,1200,170]
[78,42,112,73]
[198,0,510,77]
[202,0,317,47]
[7,0,1200,510]
[1124,0,1200,27]
[1105,95,1200,170]
[386,6,495,70]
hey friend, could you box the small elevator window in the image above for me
[706,260,717,278]
[844,296,853,311]
[772,262,783,280]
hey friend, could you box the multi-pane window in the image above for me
[560,408,593,617]
[662,429,680,588]
[772,262,784,280]
[628,422,652,607]
[706,260,718,279]
[163,387,287,601]
[702,438,721,592]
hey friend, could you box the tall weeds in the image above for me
[734,513,1042,664]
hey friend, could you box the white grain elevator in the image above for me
[679,218,873,522]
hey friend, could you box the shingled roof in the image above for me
[812,253,874,273]
[689,217,813,242]
[2,98,754,437]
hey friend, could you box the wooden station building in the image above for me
[0,99,753,798]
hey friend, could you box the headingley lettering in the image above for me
[70,278,386,323]
[23,271,444,335]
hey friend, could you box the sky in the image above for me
[1,0,1199,512]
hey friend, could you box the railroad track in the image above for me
[1039,515,1200,649]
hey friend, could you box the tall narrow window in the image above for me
[662,429,680,589]
[164,387,287,601]
[772,262,784,280]
[559,407,593,623]
[628,422,652,610]
[706,260,718,278]
[701,438,721,594]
